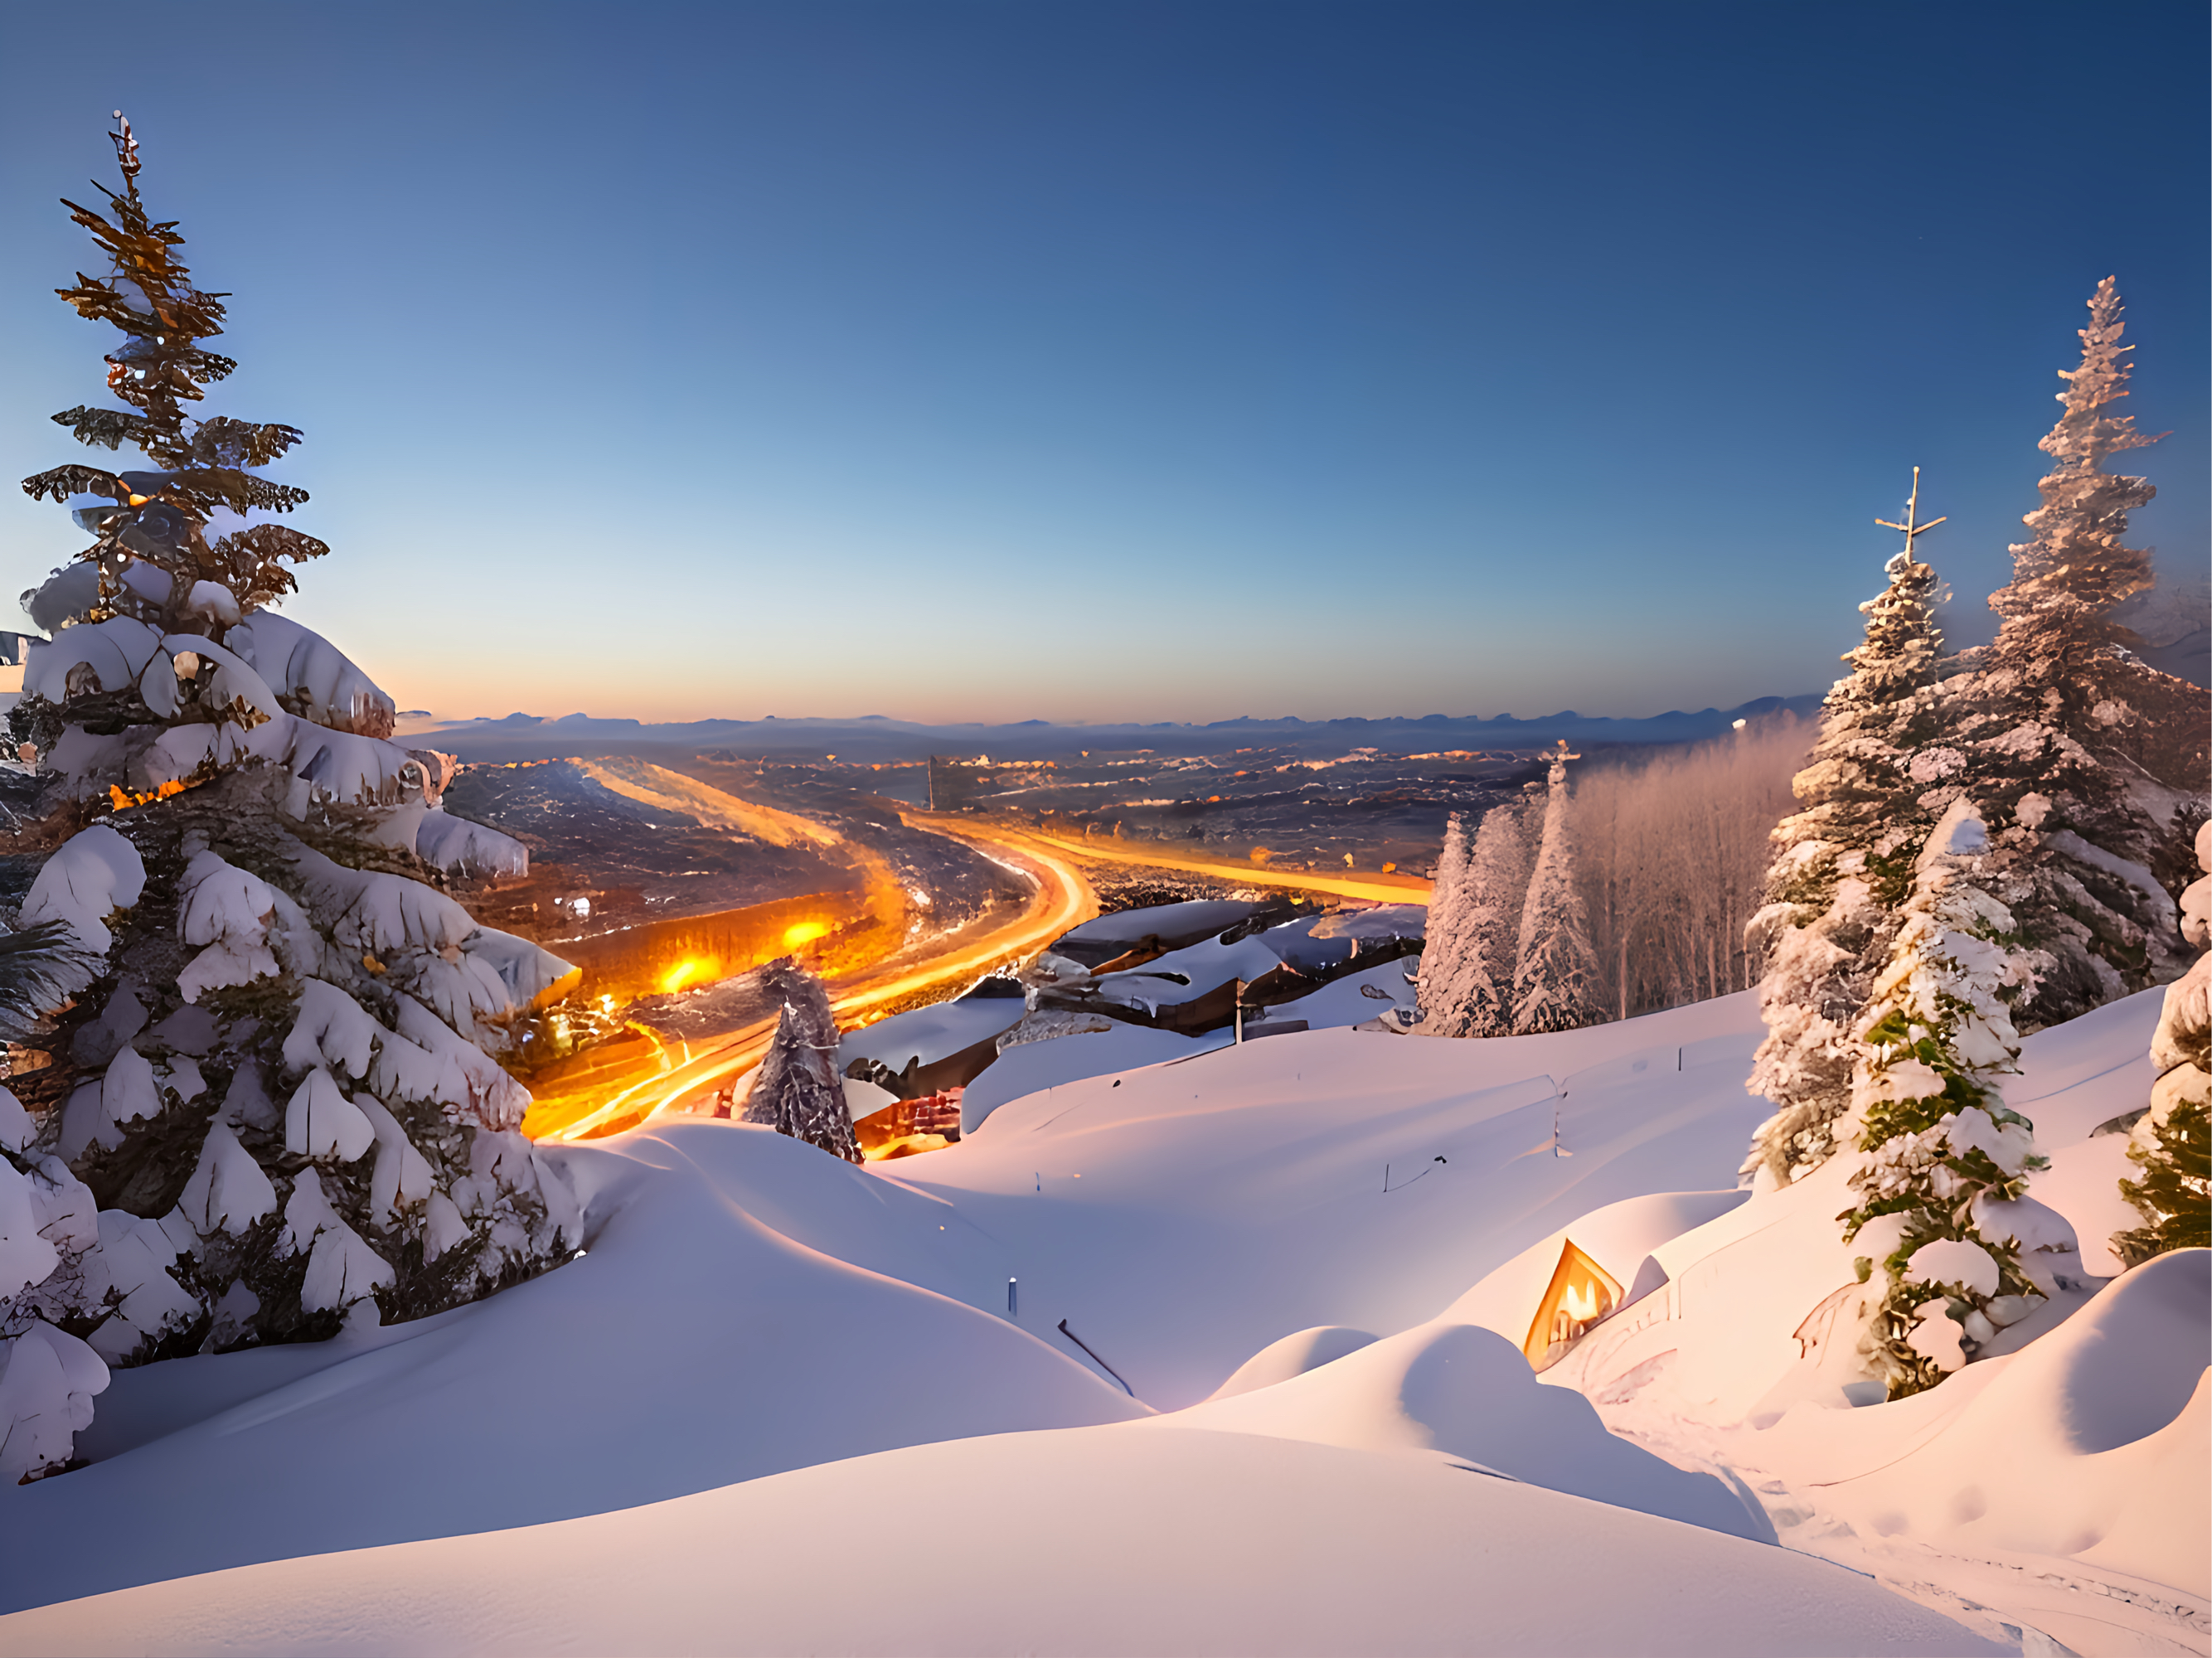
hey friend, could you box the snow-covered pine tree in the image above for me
[2113,817,2210,1264]
[1943,278,2203,1030]
[1512,744,1600,1035]
[1413,813,1472,1030]
[1415,806,1525,1037]
[1841,800,2047,1400]
[0,117,582,1481]
[1742,492,1950,1189]
[742,960,861,1162]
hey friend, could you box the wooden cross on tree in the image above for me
[1876,467,1946,564]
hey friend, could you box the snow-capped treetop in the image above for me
[17,113,327,635]
[1990,276,2162,648]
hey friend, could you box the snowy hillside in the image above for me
[3,981,2195,1654]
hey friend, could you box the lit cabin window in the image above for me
[1522,1240,1624,1371]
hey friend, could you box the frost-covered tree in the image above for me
[1416,806,1525,1038]
[1840,802,2047,1400]
[2113,818,2210,1265]
[743,961,861,1162]
[1414,814,1474,1029]
[1512,744,1600,1035]
[1743,516,1950,1189]
[1943,278,2201,1030]
[0,117,580,1481]
[1569,718,1807,1019]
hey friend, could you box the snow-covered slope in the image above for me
[0,1426,2007,1658]
[925,993,1778,1406]
[2,1123,1142,1612]
[0,982,2187,1654]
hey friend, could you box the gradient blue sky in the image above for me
[2,2,2205,725]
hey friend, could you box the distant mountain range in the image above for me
[413,695,1828,764]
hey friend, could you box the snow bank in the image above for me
[959,1020,1231,1132]
[0,1122,1141,1612]
[925,996,1774,1405]
[0,1426,2005,1657]
[1165,1318,1770,1539]
[1741,1249,2209,1602]
[0,977,2177,1648]
[1207,1324,1378,1399]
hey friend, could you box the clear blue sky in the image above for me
[1,2,2204,725]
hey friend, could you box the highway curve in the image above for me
[527,814,1098,1141]
[524,807,1431,1143]
[913,812,1435,909]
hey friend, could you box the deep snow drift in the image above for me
[1,985,2200,1656]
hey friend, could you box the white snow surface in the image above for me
[225,610,397,737]
[0,1428,2005,1658]
[837,994,1028,1074]
[958,1019,1232,1132]
[2,1122,1142,1613]
[20,823,144,953]
[0,983,2191,1655]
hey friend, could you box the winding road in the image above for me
[521,805,1431,1143]
[526,815,1099,1141]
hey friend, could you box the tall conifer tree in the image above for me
[1512,745,1600,1035]
[1417,807,1524,1038]
[1743,487,1948,1187]
[1944,278,2201,1030]
[0,119,582,1480]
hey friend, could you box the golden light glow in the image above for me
[660,957,715,994]
[781,920,830,950]
[108,778,190,812]
[529,821,1099,1143]
[1523,1239,1624,1370]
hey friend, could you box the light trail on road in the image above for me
[919,814,1433,909]
[524,806,1428,1143]
[530,816,1098,1142]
